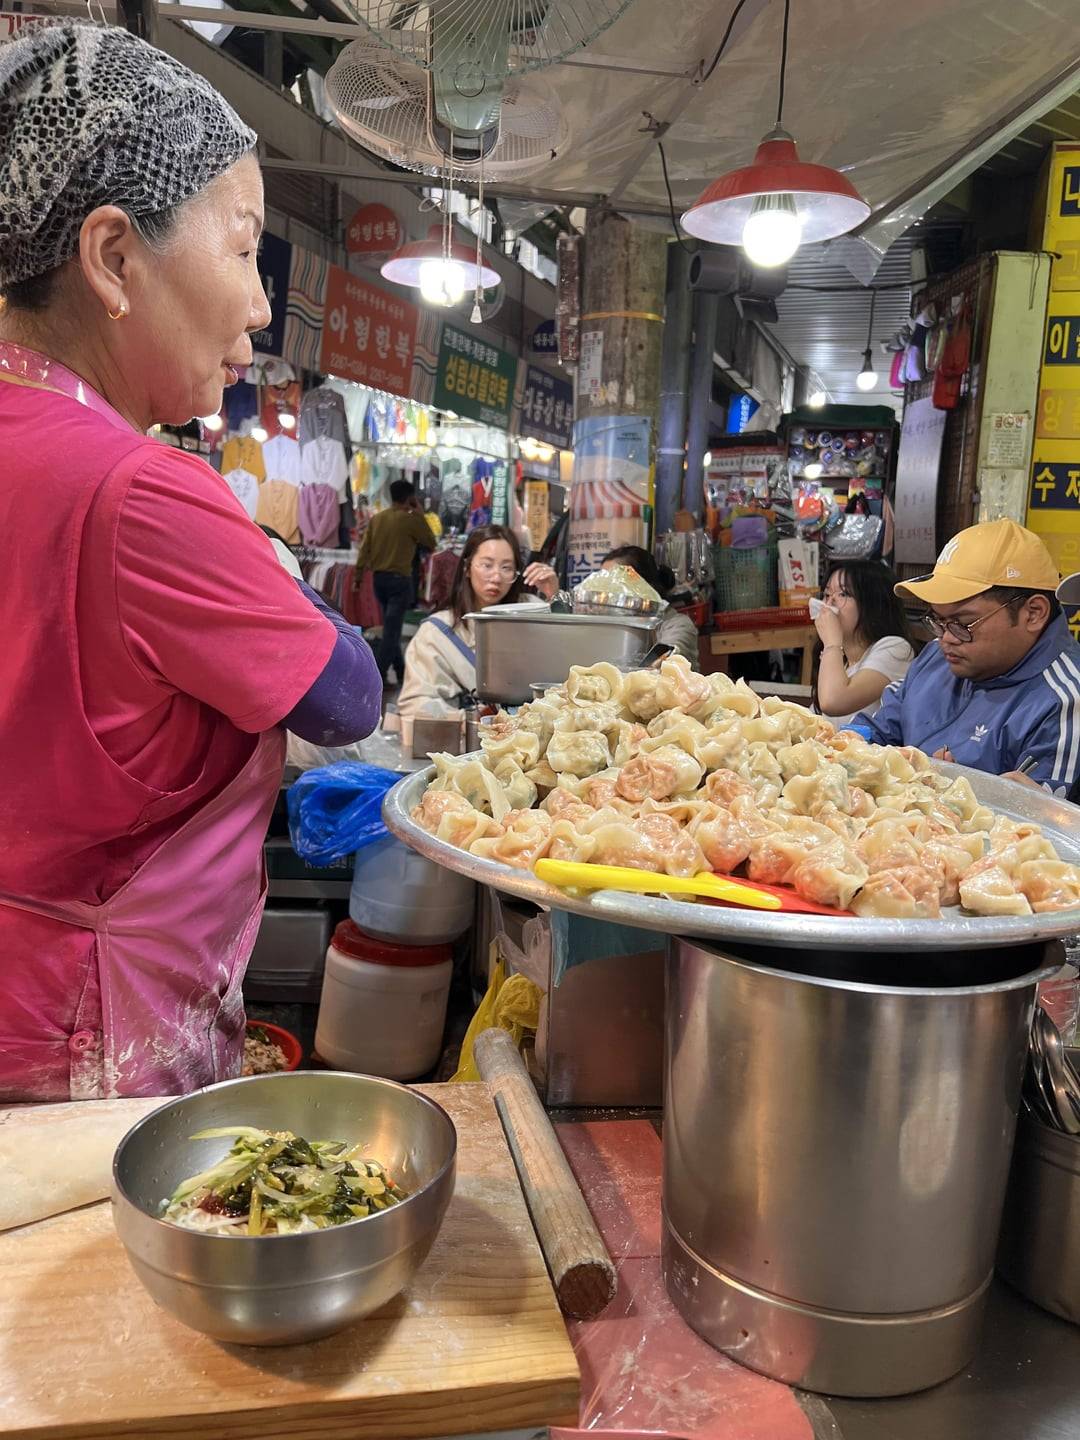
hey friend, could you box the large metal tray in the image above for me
[383,759,1080,952]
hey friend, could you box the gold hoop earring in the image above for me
[107,303,127,320]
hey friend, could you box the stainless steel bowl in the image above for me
[572,590,664,617]
[111,1071,457,1346]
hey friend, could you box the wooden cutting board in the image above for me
[0,1083,580,1440]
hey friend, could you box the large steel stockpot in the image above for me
[662,937,1055,1398]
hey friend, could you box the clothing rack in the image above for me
[296,544,358,564]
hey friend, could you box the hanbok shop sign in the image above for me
[520,364,574,449]
[433,324,516,428]
[320,265,418,397]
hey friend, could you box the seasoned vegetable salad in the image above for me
[162,1126,408,1235]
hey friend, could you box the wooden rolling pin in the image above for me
[473,1026,617,1319]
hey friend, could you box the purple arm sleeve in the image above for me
[282,580,383,744]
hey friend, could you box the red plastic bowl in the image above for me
[245,1019,303,1072]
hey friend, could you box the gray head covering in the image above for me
[0,21,256,291]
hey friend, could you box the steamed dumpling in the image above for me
[614,745,703,802]
[851,867,942,919]
[469,808,553,868]
[791,840,868,910]
[492,757,538,813]
[480,727,542,772]
[565,661,626,708]
[623,670,664,721]
[655,655,712,714]
[546,729,612,778]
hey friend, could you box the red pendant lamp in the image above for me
[381,223,500,307]
[681,0,870,266]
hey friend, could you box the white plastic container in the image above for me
[350,835,475,944]
[315,920,454,1080]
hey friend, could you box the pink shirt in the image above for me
[1,376,336,900]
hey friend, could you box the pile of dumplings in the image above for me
[412,655,1080,919]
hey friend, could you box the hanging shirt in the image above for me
[255,479,301,544]
[299,386,349,447]
[220,433,265,482]
[300,435,349,497]
[261,433,303,488]
[221,467,260,519]
[324,376,371,443]
[299,483,341,546]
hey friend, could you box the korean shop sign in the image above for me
[249,231,291,358]
[433,323,516,428]
[320,265,419,397]
[520,364,573,448]
[346,203,402,256]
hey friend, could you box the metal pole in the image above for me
[683,291,718,519]
[655,242,693,535]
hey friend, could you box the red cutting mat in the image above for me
[551,1121,815,1440]
[708,872,852,917]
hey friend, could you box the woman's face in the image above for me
[469,539,518,608]
[115,154,271,425]
[822,571,859,637]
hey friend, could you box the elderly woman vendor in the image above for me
[0,23,381,1103]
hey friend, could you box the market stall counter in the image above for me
[0,1084,579,1440]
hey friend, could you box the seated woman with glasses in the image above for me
[856,520,1080,795]
[812,560,914,730]
[397,525,558,717]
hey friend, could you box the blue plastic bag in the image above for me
[286,762,401,864]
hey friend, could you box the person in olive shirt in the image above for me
[356,479,435,683]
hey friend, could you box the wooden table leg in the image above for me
[799,644,815,688]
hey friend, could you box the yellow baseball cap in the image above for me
[895,519,1061,606]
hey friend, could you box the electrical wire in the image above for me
[657,138,692,253]
[699,0,754,84]
[776,0,791,128]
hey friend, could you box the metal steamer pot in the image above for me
[662,937,1056,1398]
[468,607,659,705]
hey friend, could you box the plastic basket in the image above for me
[713,605,812,632]
[713,544,777,613]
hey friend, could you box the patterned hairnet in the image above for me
[0,21,257,291]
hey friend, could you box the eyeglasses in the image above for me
[924,593,1022,644]
[472,561,519,581]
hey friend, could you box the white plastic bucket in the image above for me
[315,920,454,1081]
[350,835,475,944]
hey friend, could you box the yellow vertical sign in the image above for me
[1030,145,1080,582]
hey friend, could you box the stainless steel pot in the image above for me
[997,1112,1080,1324]
[662,937,1056,1397]
[468,609,658,705]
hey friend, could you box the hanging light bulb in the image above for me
[803,461,823,480]
[856,349,878,392]
[703,450,713,466]
[251,422,269,444]
[382,225,499,304]
[855,290,878,392]
[741,192,802,268]
[200,413,224,433]
[418,256,467,307]
[680,0,868,260]
[279,411,297,432]
[807,390,827,408]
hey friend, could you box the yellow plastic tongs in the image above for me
[533,858,782,911]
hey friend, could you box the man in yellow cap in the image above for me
[856,519,1080,795]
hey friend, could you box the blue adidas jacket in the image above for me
[858,614,1080,796]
